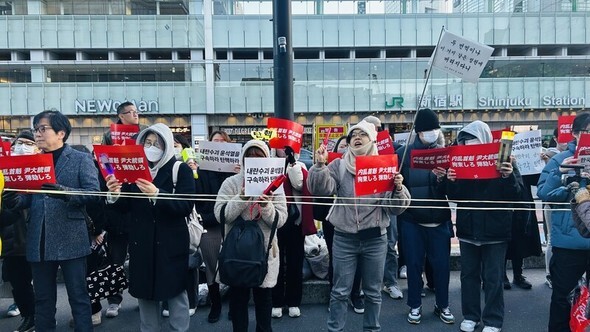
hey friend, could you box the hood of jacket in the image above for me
[240,140,271,172]
[136,123,176,178]
[459,120,493,144]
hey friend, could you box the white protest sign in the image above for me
[244,157,285,196]
[511,130,544,175]
[431,30,494,83]
[198,141,242,173]
[393,132,411,146]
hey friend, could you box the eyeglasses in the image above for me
[144,140,162,149]
[15,140,35,147]
[33,125,53,134]
[350,131,369,139]
[120,110,138,115]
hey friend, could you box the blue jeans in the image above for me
[31,257,92,332]
[400,219,451,309]
[383,216,399,287]
[328,232,387,332]
[460,241,507,329]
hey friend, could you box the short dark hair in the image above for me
[572,113,590,134]
[209,130,232,142]
[33,110,72,142]
[116,101,135,114]
[173,134,191,149]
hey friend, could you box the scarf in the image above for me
[343,141,378,175]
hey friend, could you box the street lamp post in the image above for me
[272,0,294,121]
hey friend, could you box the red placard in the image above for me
[558,115,576,144]
[376,130,395,155]
[410,147,451,170]
[449,143,500,179]
[0,141,12,156]
[490,128,511,144]
[122,138,136,146]
[92,145,152,183]
[110,124,140,145]
[575,133,590,160]
[328,152,343,163]
[0,154,56,189]
[267,117,304,153]
[355,154,398,196]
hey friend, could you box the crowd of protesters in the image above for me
[0,105,587,332]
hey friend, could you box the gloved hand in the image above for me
[2,190,18,209]
[285,146,296,165]
[575,188,590,204]
[41,183,70,201]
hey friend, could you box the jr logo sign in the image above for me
[385,97,404,109]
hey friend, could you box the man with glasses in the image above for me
[6,110,100,331]
[99,101,147,319]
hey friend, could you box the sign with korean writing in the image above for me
[450,143,500,179]
[244,157,285,196]
[92,145,152,183]
[0,154,56,189]
[198,141,242,173]
[410,147,451,170]
[377,130,395,155]
[512,130,544,175]
[314,124,348,152]
[558,115,576,143]
[110,124,140,145]
[431,30,494,83]
[355,154,398,196]
[393,132,411,146]
[267,118,304,153]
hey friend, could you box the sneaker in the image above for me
[91,312,101,326]
[14,315,34,332]
[288,307,301,318]
[545,274,553,289]
[434,305,455,324]
[399,266,408,279]
[460,319,479,332]
[349,297,364,314]
[7,303,20,317]
[482,326,502,332]
[162,309,170,317]
[407,306,422,324]
[503,280,512,290]
[189,308,196,316]
[105,303,121,318]
[271,307,283,318]
[383,285,403,299]
[513,275,532,290]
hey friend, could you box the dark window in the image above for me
[416,47,435,58]
[294,49,319,59]
[233,50,259,60]
[355,49,380,59]
[386,48,411,58]
[324,49,349,59]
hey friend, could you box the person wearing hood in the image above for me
[105,123,196,332]
[537,113,590,332]
[445,120,520,332]
[214,139,287,332]
[395,108,454,325]
[308,120,411,332]
[100,101,149,319]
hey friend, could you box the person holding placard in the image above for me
[105,123,195,332]
[214,139,287,332]
[537,113,590,332]
[445,120,520,332]
[395,108,454,325]
[195,130,239,323]
[308,120,410,332]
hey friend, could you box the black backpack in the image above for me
[218,204,279,288]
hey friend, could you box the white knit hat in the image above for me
[348,120,377,142]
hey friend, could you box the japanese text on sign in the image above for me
[0,154,56,189]
[377,130,395,155]
[110,124,139,145]
[355,155,399,196]
[558,115,576,144]
[92,145,152,183]
[244,157,286,196]
[410,147,451,170]
[268,118,304,153]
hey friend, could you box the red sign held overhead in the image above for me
[355,154,398,196]
[93,145,152,183]
[376,130,395,155]
[558,115,576,144]
[410,147,451,170]
[0,154,56,189]
[110,124,140,145]
[450,143,500,179]
[267,117,304,153]
[327,152,343,163]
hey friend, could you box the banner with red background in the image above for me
[558,115,576,144]
[93,145,152,183]
[355,154,398,196]
[410,147,451,170]
[376,130,395,155]
[450,143,500,179]
[110,124,140,145]
[0,154,56,189]
[267,118,304,153]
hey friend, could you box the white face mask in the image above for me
[144,146,164,162]
[13,144,35,156]
[420,129,440,144]
[174,147,182,160]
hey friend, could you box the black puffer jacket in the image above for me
[0,208,28,257]
[396,139,451,224]
[195,169,234,231]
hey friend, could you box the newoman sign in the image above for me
[75,99,159,114]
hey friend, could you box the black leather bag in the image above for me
[286,203,300,223]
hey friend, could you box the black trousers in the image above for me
[272,221,304,308]
[230,286,272,332]
[3,256,35,317]
[548,247,590,332]
[106,232,128,305]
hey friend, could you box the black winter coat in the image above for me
[447,173,521,242]
[111,157,195,301]
[506,172,542,259]
[397,140,451,224]
[194,169,233,232]
[0,208,28,257]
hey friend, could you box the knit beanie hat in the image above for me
[347,120,377,143]
[414,108,440,133]
[363,116,382,131]
[16,130,34,142]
